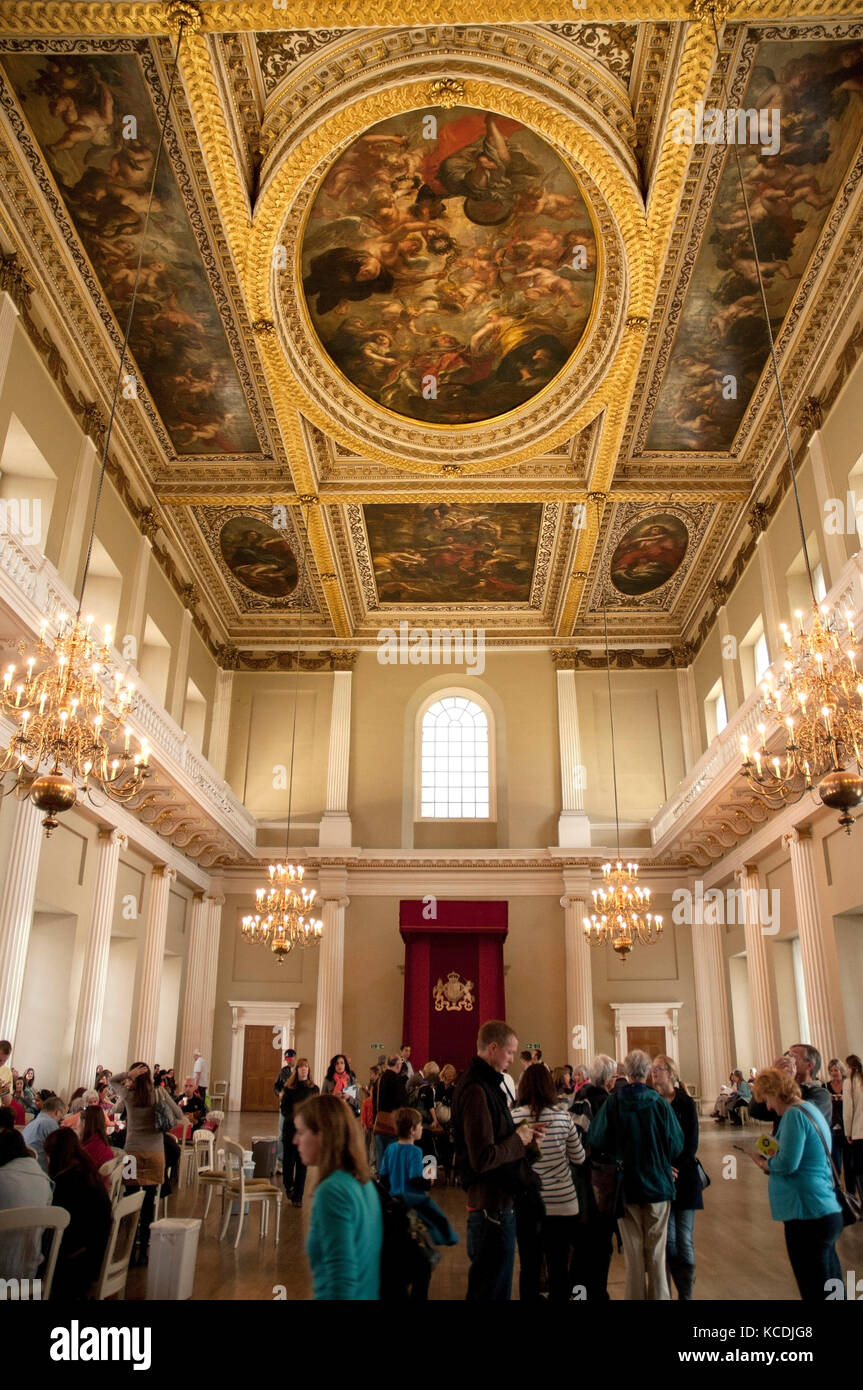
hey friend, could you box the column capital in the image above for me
[782,824,813,850]
[560,894,586,911]
[152,864,178,882]
[322,895,350,910]
[205,893,226,908]
[98,828,128,851]
[735,862,759,881]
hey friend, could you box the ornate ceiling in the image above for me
[0,2,861,666]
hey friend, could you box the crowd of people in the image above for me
[0,1039,217,1294]
[2,1026,859,1301]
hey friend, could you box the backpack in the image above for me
[374,1181,440,1300]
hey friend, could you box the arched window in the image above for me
[419,695,491,819]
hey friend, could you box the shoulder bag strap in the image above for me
[795,1101,843,1187]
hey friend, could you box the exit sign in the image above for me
[370,1042,385,1050]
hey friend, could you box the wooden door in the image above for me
[626,1026,666,1060]
[242,1025,280,1112]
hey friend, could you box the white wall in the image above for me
[96,937,138,1079]
[836,914,863,1055]
[155,953,182,1069]
[728,953,754,1075]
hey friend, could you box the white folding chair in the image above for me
[99,1155,127,1206]
[0,1206,70,1300]
[210,1081,228,1108]
[198,1143,228,1222]
[90,1190,145,1300]
[177,1122,197,1189]
[219,1138,281,1248]
[192,1129,214,1193]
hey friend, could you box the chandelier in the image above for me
[242,503,323,961]
[583,608,663,960]
[242,863,322,963]
[696,0,863,834]
[584,860,662,962]
[0,614,149,834]
[740,607,863,832]
[0,17,197,836]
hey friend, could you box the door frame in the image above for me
[609,1001,683,1063]
[227,1000,300,1112]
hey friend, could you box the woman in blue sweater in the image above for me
[294,1093,383,1300]
[750,1068,843,1301]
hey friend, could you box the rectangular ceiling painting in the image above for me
[364,502,542,604]
[646,38,863,453]
[3,52,260,456]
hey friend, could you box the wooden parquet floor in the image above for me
[124,1111,860,1301]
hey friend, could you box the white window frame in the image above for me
[415,688,496,822]
[705,678,727,742]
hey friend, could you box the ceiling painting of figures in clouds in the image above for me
[2,50,260,456]
[364,503,543,605]
[610,513,689,597]
[300,108,597,425]
[646,37,863,454]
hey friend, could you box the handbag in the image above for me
[590,1159,625,1219]
[155,1091,175,1133]
[695,1157,711,1191]
[373,1109,397,1137]
[434,1102,452,1126]
[796,1103,861,1227]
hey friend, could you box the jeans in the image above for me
[466,1207,516,1301]
[783,1211,844,1300]
[620,1201,671,1300]
[666,1206,695,1266]
[375,1132,395,1173]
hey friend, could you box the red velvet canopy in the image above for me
[399,900,508,1071]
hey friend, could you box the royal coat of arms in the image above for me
[433,971,474,1012]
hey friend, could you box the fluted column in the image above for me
[691,892,733,1104]
[717,604,743,718]
[57,435,98,590]
[177,894,209,1080]
[68,829,126,1090]
[0,796,44,1043]
[319,662,354,847]
[783,826,846,1061]
[755,532,783,664]
[116,534,151,669]
[808,431,850,587]
[736,863,779,1067]
[199,894,225,1067]
[168,609,193,725]
[555,663,591,847]
[561,892,593,1068]
[130,865,177,1066]
[314,875,349,1081]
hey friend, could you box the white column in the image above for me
[736,862,779,1068]
[199,894,225,1069]
[691,891,733,1105]
[319,667,353,847]
[783,826,846,1061]
[561,889,593,1068]
[313,871,349,1081]
[718,605,743,718]
[0,290,19,392]
[755,532,784,662]
[808,431,850,588]
[0,796,44,1043]
[555,666,591,847]
[68,829,127,1090]
[117,534,152,669]
[677,665,701,773]
[207,668,234,777]
[177,894,209,1080]
[168,609,193,725]
[130,865,177,1066]
[57,435,98,590]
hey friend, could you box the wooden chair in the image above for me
[0,1206,70,1299]
[90,1190,145,1301]
[198,1145,229,1222]
[219,1138,281,1248]
[99,1154,127,1206]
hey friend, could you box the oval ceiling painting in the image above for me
[219,516,299,599]
[300,108,597,425]
[610,514,689,597]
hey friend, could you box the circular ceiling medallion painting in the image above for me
[610,514,689,597]
[219,516,299,598]
[300,108,597,426]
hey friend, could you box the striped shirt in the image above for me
[511,1102,585,1217]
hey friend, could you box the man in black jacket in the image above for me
[274,1050,296,1167]
[788,1043,832,1122]
[452,1019,542,1301]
